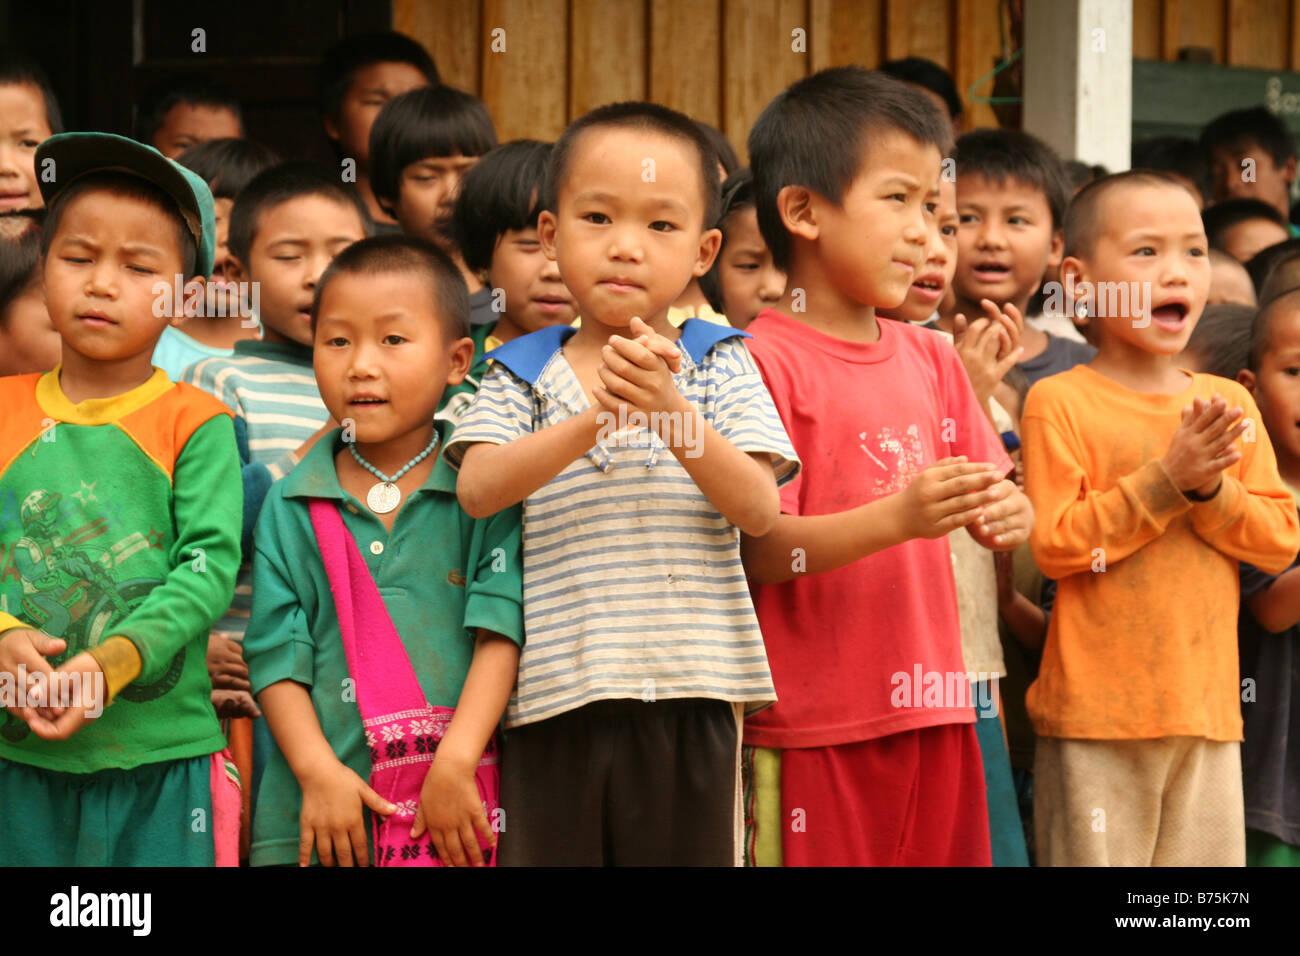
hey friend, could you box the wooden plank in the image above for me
[649,0,722,125]
[1162,0,1225,63]
[393,0,481,93]
[809,0,883,72]
[1226,0,1288,68]
[721,0,807,159]
[479,0,569,140]
[953,0,1005,130]
[1293,0,1300,70]
[885,0,953,68]
[570,0,647,118]
[1131,0,1162,60]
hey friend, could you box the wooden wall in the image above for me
[395,0,1300,157]
[1133,0,1300,69]
[394,0,1011,157]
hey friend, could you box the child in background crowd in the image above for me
[0,209,58,374]
[134,73,243,159]
[698,168,786,330]
[369,85,498,324]
[949,129,1095,388]
[1235,288,1300,865]
[318,31,438,228]
[150,137,280,379]
[0,49,59,211]
[441,139,577,423]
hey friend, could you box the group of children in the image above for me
[1,32,1298,868]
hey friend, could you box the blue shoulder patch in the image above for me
[483,325,576,386]
[678,317,748,364]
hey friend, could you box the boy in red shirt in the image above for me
[741,67,1034,866]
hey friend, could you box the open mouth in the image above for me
[348,396,388,408]
[1151,301,1190,330]
[972,262,1012,281]
[912,276,944,298]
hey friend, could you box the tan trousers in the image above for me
[1034,736,1245,866]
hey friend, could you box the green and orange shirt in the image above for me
[0,369,241,772]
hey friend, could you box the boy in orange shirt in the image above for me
[1021,170,1300,866]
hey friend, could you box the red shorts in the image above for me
[780,722,991,866]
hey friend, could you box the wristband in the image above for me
[86,636,143,702]
[1184,479,1222,503]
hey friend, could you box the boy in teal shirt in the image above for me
[0,133,242,865]
[245,235,523,867]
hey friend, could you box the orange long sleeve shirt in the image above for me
[1021,365,1299,741]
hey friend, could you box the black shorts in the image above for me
[498,697,739,866]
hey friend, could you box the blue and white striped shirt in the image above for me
[444,320,800,728]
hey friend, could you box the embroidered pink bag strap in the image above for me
[307,498,500,867]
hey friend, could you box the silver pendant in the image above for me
[367,481,401,514]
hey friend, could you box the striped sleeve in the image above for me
[707,339,801,487]
[443,361,535,469]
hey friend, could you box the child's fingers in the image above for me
[315,830,336,867]
[459,821,486,867]
[444,827,471,868]
[472,803,497,850]
[332,826,358,867]
[409,804,426,840]
[359,782,398,818]
[936,504,985,533]
[347,820,371,867]
[430,830,453,867]
[299,829,317,868]
[933,463,1003,493]
[1002,300,1026,335]
[596,365,642,404]
[606,334,660,370]
[993,346,1024,379]
[601,343,642,379]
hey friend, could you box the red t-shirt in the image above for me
[744,309,1014,748]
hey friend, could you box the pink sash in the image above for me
[308,498,500,866]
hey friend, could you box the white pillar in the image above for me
[1023,0,1132,172]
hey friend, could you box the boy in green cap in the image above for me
[0,133,244,865]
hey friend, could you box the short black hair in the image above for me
[134,73,242,145]
[954,128,1069,230]
[0,48,63,134]
[1064,169,1191,261]
[1203,197,1288,252]
[227,161,370,267]
[0,209,44,321]
[177,138,281,200]
[451,139,550,275]
[1132,136,1213,206]
[1063,160,1108,193]
[39,172,198,280]
[1244,236,1300,294]
[369,86,498,205]
[318,31,440,122]
[694,121,740,177]
[547,101,722,229]
[1185,302,1254,379]
[1249,287,1300,371]
[749,67,953,271]
[1200,106,1297,168]
[700,167,758,314]
[878,57,962,120]
[313,234,469,341]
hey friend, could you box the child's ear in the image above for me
[692,227,722,277]
[537,210,559,260]
[1237,367,1258,396]
[1048,228,1065,269]
[177,277,206,327]
[225,256,247,285]
[444,334,476,386]
[776,185,819,243]
[1284,154,1297,187]
[323,113,340,143]
[1059,254,1090,328]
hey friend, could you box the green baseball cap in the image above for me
[35,132,216,278]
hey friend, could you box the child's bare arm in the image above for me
[742,458,1004,585]
[258,679,397,867]
[457,408,604,518]
[995,552,1047,651]
[1245,566,1300,633]
[411,631,519,867]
